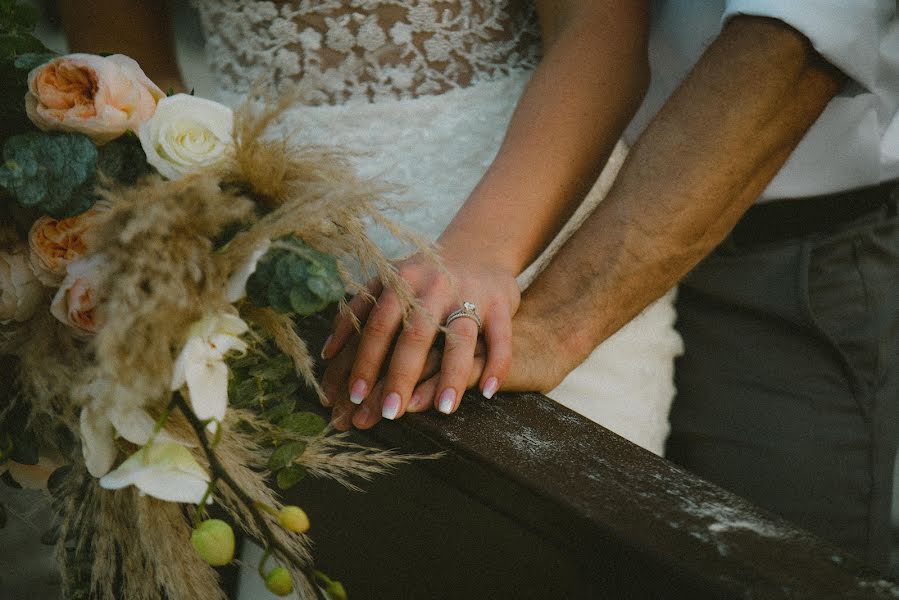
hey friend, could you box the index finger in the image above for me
[321,278,382,360]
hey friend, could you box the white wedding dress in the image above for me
[192,0,683,455]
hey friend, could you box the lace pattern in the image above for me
[192,0,541,104]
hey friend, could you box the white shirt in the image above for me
[623,0,899,201]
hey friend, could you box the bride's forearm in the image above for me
[436,1,650,274]
[516,16,844,381]
[58,0,184,91]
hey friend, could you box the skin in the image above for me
[409,16,845,405]
[322,1,654,430]
[57,0,186,92]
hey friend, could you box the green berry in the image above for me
[265,567,294,596]
[277,505,310,533]
[190,519,235,566]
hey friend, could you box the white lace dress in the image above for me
[192,0,683,456]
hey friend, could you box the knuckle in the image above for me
[444,330,477,351]
[364,313,396,338]
[401,324,434,346]
[441,364,471,383]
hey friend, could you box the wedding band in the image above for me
[444,301,481,330]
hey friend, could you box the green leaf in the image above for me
[259,399,295,423]
[0,0,40,33]
[244,235,346,316]
[0,131,99,218]
[277,412,327,437]
[9,428,37,465]
[289,285,325,316]
[276,465,306,490]
[1,470,21,489]
[248,354,294,381]
[229,377,260,408]
[47,465,71,500]
[97,135,151,185]
[0,32,46,57]
[268,441,307,471]
[13,51,53,71]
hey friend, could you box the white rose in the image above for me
[0,242,44,324]
[138,94,233,180]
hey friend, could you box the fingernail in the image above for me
[437,388,456,415]
[482,377,499,400]
[320,335,333,359]
[349,379,367,405]
[408,392,423,411]
[381,392,401,420]
[353,404,370,427]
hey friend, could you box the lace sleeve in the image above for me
[192,0,541,104]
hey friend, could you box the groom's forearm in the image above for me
[515,16,844,387]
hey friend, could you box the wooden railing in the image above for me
[283,319,897,599]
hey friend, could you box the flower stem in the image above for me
[171,392,325,600]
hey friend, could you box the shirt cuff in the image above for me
[722,0,892,90]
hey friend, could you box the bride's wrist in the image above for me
[435,231,523,276]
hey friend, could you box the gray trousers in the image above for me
[667,190,899,572]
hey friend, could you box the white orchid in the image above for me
[78,380,195,477]
[224,239,271,302]
[99,442,210,504]
[171,313,249,431]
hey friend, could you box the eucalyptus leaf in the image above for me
[0,131,99,218]
[13,51,53,71]
[97,135,151,185]
[268,441,307,471]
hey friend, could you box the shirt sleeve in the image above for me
[722,0,894,91]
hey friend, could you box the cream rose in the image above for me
[138,94,234,180]
[25,54,165,145]
[28,203,108,286]
[0,241,44,324]
[50,253,106,335]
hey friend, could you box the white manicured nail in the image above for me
[438,389,456,414]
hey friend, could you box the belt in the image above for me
[730,181,897,246]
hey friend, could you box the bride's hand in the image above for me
[402,314,576,415]
[321,251,520,427]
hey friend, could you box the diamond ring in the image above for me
[444,301,481,330]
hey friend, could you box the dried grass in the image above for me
[11,90,437,600]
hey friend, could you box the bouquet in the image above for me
[0,2,430,598]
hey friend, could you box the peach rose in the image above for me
[25,54,165,145]
[28,203,108,286]
[0,240,43,325]
[50,254,106,335]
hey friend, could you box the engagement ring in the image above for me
[444,301,481,330]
